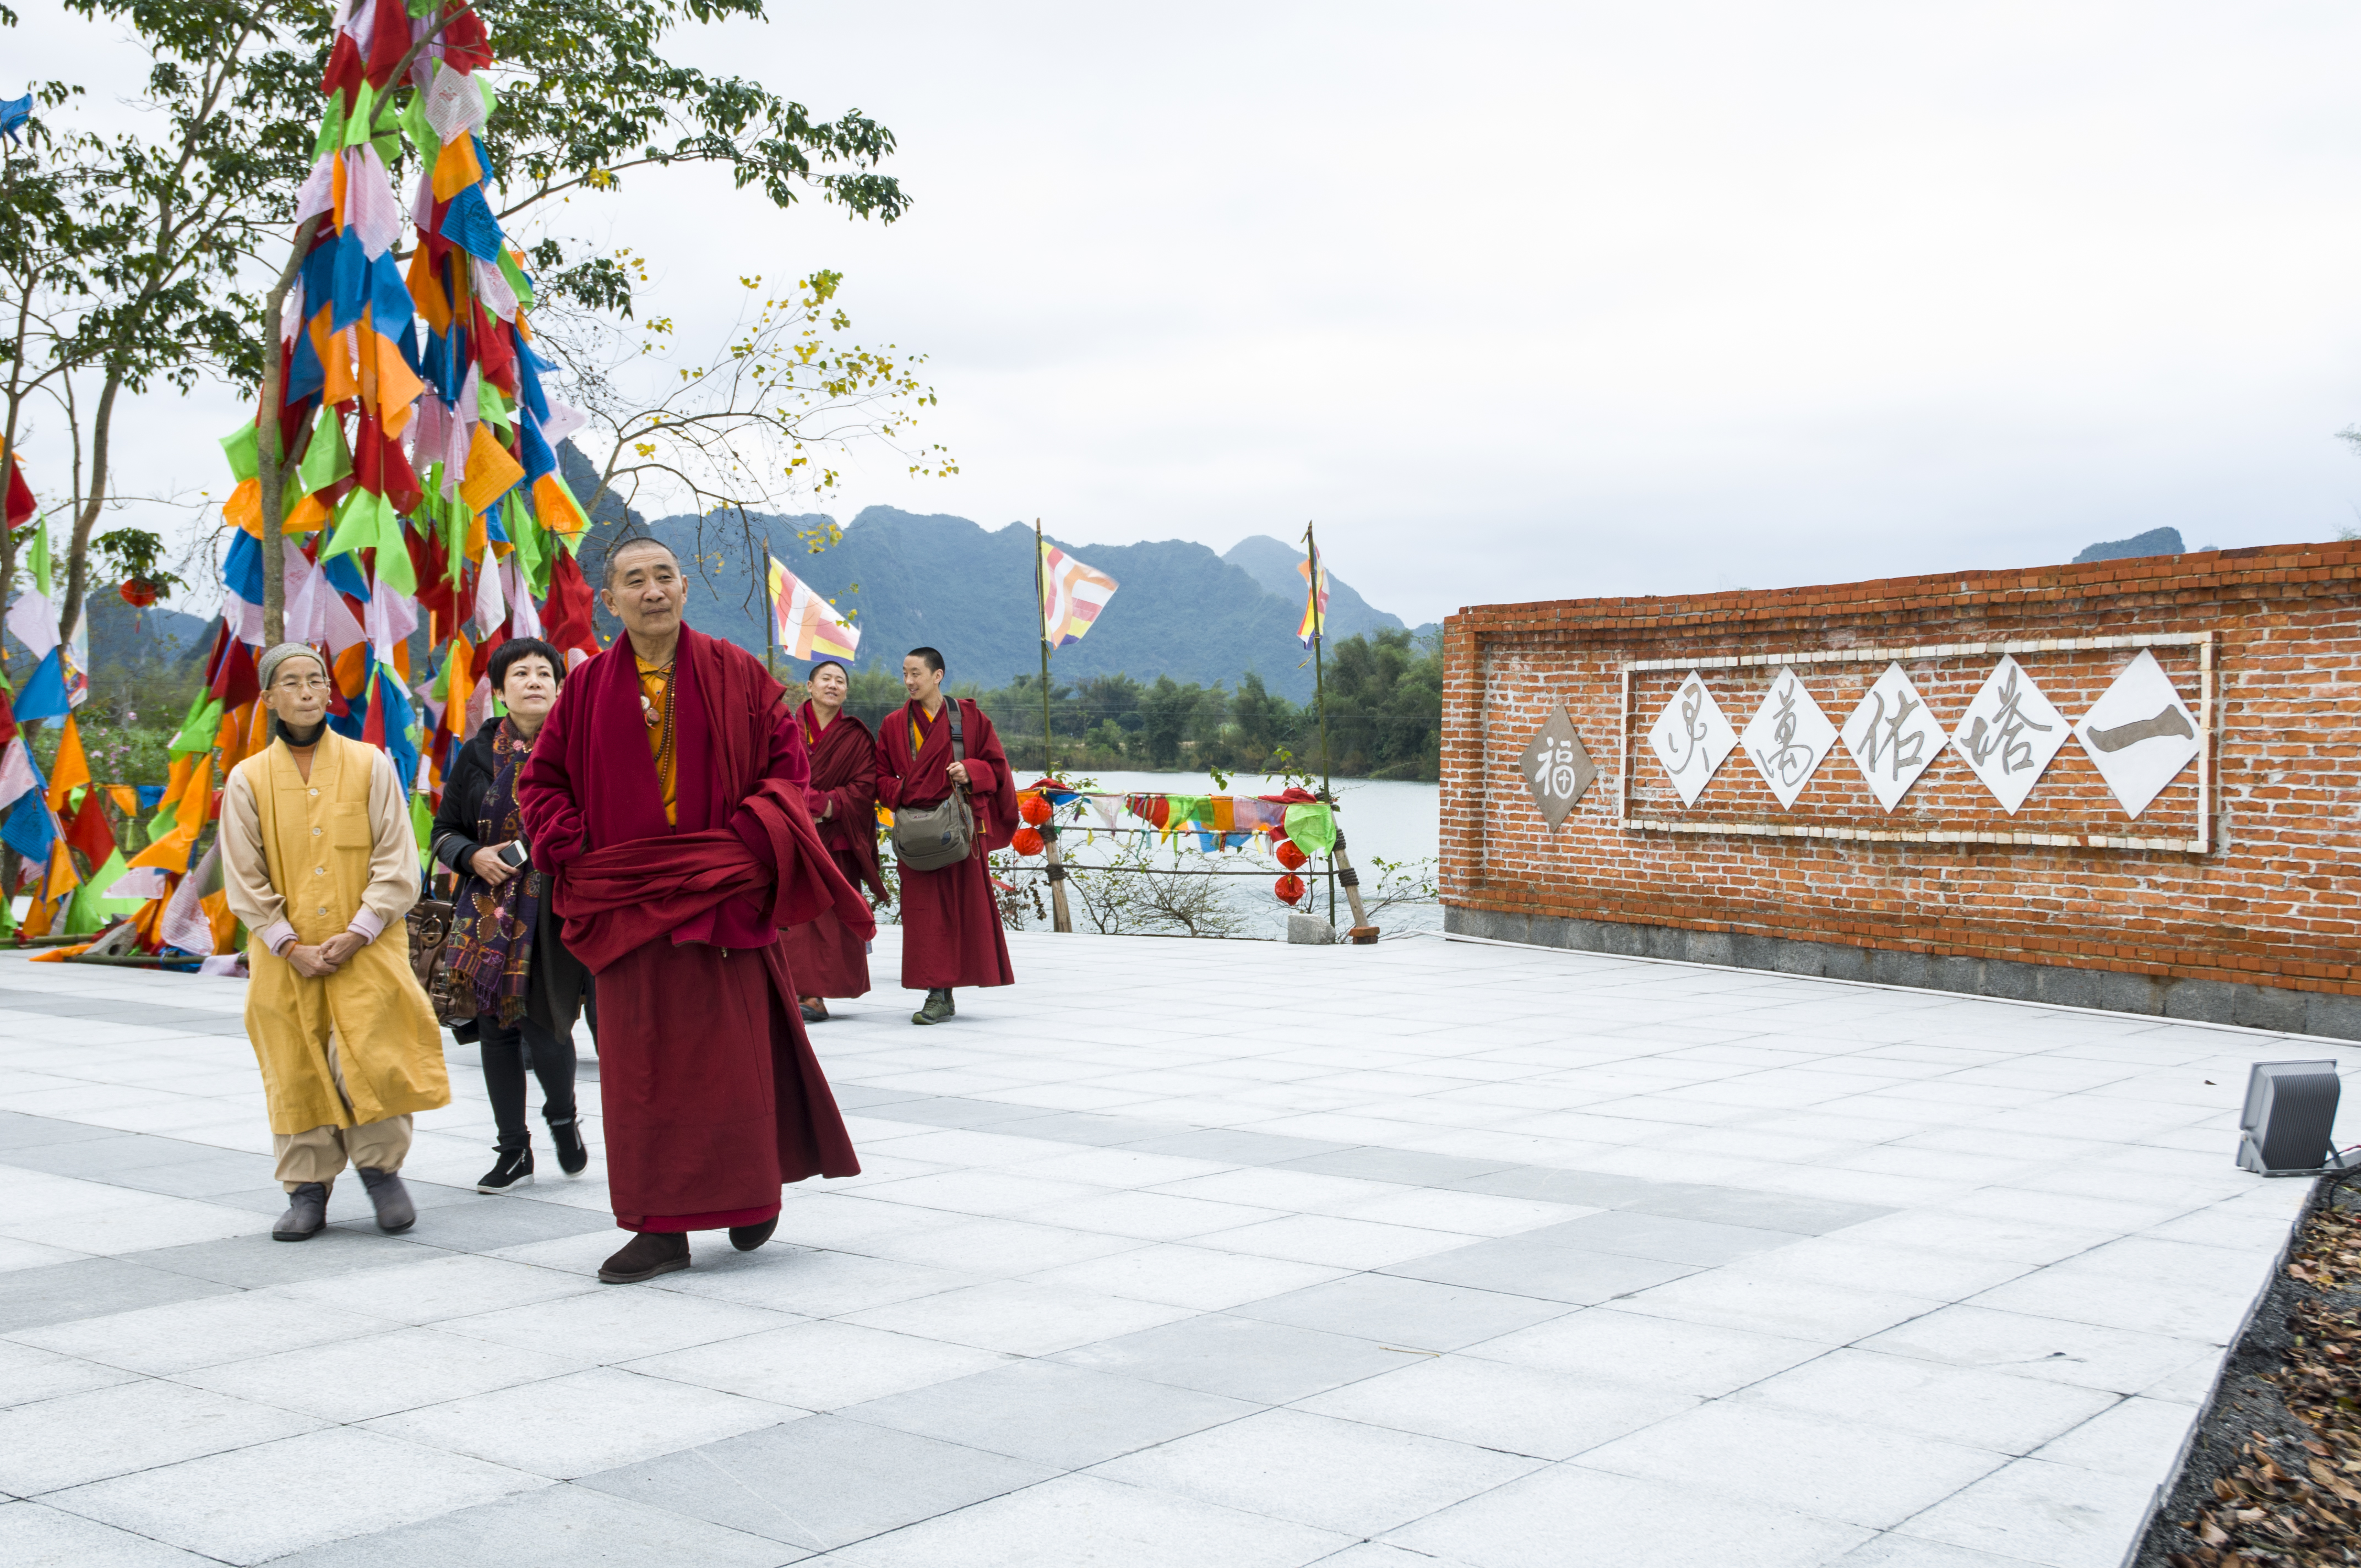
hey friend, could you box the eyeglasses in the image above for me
[272,674,331,692]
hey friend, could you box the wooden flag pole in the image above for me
[1302,520,1373,939]
[1035,519,1074,934]
[748,513,774,678]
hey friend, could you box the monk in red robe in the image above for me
[787,657,886,1019]
[518,537,872,1283]
[874,646,1016,1025]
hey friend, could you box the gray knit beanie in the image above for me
[257,641,328,690]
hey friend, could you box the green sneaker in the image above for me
[912,988,956,1026]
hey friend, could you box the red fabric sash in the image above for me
[799,702,885,902]
[521,626,874,970]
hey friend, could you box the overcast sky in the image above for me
[19,2,2361,626]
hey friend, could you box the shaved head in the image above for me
[603,536,679,589]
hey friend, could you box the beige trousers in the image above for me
[271,1028,414,1190]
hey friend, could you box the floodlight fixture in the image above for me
[2237,1060,2354,1176]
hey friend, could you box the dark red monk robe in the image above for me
[785,703,885,999]
[875,698,1016,990]
[519,625,872,1232]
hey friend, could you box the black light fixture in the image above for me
[2237,1061,2354,1175]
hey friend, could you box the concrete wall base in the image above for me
[1443,906,2361,1044]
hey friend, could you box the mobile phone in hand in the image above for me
[497,842,529,870]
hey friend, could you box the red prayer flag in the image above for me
[66,789,116,868]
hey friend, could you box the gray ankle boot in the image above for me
[273,1182,329,1242]
[356,1167,415,1233]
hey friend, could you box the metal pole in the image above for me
[1036,519,1073,933]
[1304,520,1335,925]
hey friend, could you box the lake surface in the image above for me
[1021,769,1443,939]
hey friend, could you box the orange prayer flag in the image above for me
[319,323,359,407]
[106,785,139,817]
[202,889,240,953]
[19,892,57,939]
[431,134,483,202]
[444,634,475,737]
[225,477,264,539]
[46,714,91,809]
[368,330,423,434]
[408,247,451,337]
[286,491,332,535]
[45,837,80,895]
[334,644,368,699]
[458,423,525,515]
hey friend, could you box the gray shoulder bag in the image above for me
[890,703,977,872]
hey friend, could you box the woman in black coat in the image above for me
[429,636,592,1192]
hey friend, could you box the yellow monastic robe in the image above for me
[229,731,448,1134]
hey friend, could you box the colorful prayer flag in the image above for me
[1039,540,1117,649]
[1297,555,1329,649]
[766,554,860,663]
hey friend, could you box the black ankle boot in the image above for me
[478,1144,534,1194]
[599,1230,690,1283]
[273,1182,328,1241]
[730,1216,779,1251]
[546,1115,587,1176]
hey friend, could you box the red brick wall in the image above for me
[1440,542,2361,1003]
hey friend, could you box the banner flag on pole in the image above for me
[765,554,860,663]
[1038,540,1118,649]
[1296,554,1330,649]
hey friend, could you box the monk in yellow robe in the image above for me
[221,642,448,1241]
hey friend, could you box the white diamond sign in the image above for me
[1949,655,2069,815]
[1841,662,1946,813]
[2074,648,2201,819]
[1739,666,1838,810]
[1646,671,1737,807]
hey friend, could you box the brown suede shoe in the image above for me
[599,1230,690,1283]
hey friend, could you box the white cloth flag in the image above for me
[4,587,57,660]
[0,736,38,812]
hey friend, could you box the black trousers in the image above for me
[479,1015,579,1152]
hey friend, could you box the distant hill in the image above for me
[562,448,1413,701]
[1220,535,1404,641]
[2075,527,2184,563]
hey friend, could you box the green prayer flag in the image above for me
[411,792,434,870]
[313,101,345,162]
[322,486,389,562]
[170,690,223,755]
[298,406,353,492]
[220,422,259,483]
[497,248,534,309]
[1283,802,1337,856]
[375,511,417,595]
[26,517,50,597]
[342,83,377,149]
[399,93,441,164]
[63,850,136,934]
[477,377,513,431]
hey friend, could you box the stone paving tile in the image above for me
[837,1359,1258,1469]
[0,1501,221,1567]
[577,1414,1054,1551]
[0,933,2348,1567]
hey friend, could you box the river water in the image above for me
[1018,769,1443,940]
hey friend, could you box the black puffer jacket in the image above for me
[428,720,589,1042]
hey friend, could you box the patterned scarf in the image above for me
[448,718,543,1024]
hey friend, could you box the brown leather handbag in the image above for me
[404,897,475,1026]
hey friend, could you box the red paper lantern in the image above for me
[117,578,160,608]
[1274,874,1306,905]
[1019,793,1053,826]
[1274,839,1307,871]
[1011,826,1045,857]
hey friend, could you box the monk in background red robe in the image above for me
[787,657,886,1019]
[518,537,871,1283]
[874,646,1016,1025]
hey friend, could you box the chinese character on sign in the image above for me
[1739,666,1838,810]
[1840,662,1945,813]
[1949,655,2069,815]
[1645,672,1737,807]
[1516,703,1596,830]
